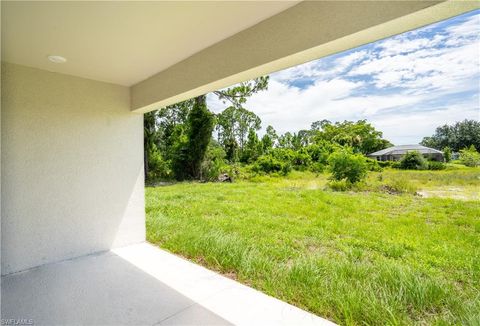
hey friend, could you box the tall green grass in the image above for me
[146,169,480,325]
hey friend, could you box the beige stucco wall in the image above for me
[1,63,145,275]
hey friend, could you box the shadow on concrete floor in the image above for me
[2,249,230,325]
[2,243,334,326]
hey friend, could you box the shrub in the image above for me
[291,150,312,170]
[253,155,291,175]
[270,148,295,163]
[220,163,252,180]
[326,179,350,191]
[328,150,368,184]
[443,146,452,163]
[399,151,427,170]
[268,147,312,171]
[366,158,382,171]
[459,145,480,167]
[281,163,292,175]
[309,162,326,173]
[391,161,401,169]
[305,141,340,165]
[427,161,446,170]
[200,142,227,181]
[146,145,171,181]
[378,160,394,168]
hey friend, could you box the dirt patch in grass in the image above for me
[223,271,238,281]
[418,187,478,201]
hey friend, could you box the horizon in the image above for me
[207,10,480,146]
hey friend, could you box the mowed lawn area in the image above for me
[146,168,480,325]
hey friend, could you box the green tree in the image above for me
[172,95,215,180]
[144,100,194,182]
[213,76,269,160]
[278,132,294,149]
[421,119,480,152]
[146,77,269,181]
[311,119,331,131]
[295,130,311,149]
[144,111,160,178]
[236,108,261,151]
[213,76,269,107]
[261,125,278,152]
[261,134,273,152]
[242,128,263,163]
[156,100,192,157]
[311,120,392,154]
[306,140,341,165]
[216,106,261,161]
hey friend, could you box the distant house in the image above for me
[368,145,444,162]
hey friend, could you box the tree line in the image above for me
[420,119,480,152]
[144,76,396,182]
[144,75,480,183]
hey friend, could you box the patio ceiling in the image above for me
[1,1,298,86]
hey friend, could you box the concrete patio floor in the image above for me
[2,242,335,325]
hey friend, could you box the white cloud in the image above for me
[445,13,480,39]
[232,79,427,136]
[373,102,480,145]
[349,40,479,93]
[335,50,369,68]
[271,49,371,85]
[207,11,480,144]
[377,36,440,57]
[347,12,480,94]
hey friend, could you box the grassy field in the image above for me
[146,168,480,325]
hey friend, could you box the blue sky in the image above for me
[208,10,480,145]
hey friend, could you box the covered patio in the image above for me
[3,243,330,325]
[1,1,477,324]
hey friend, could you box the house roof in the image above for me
[368,145,443,157]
